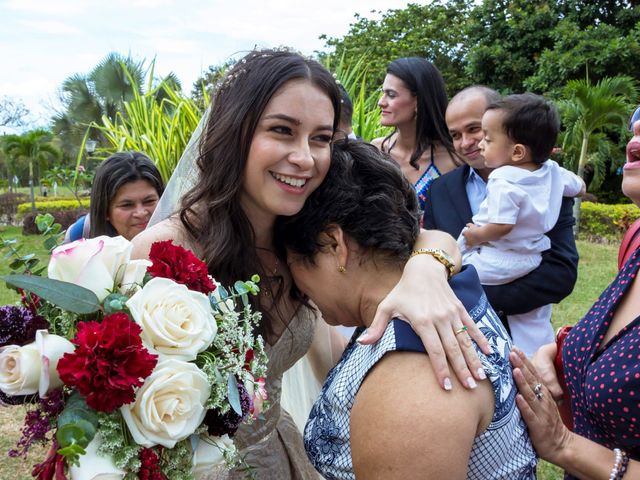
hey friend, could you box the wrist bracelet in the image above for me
[409,248,455,279]
[610,448,629,480]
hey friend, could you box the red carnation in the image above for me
[57,313,157,412]
[147,240,216,294]
[139,448,165,480]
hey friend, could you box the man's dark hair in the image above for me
[486,93,560,164]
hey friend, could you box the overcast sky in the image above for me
[1,0,413,130]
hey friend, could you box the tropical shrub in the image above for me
[579,202,640,241]
[87,64,208,184]
[324,54,392,141]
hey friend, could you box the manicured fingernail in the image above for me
[467,377,477,389]
[443,378,452,391]
[356,330,369,344]
[477,368,487,380]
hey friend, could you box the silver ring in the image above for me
[533,383,544,400]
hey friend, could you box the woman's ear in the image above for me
[321,225,350,269]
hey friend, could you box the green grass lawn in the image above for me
[0,232,619,479]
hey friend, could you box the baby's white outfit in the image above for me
[458,160,583,356]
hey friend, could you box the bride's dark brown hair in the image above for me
[179,49,341,337]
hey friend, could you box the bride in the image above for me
[132,48,489,478]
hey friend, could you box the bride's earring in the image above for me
[337,265,346,273]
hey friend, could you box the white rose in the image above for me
[69,435,125,480]
[119,259,152,296]
[48,236,147,301]
[0,330,74,397]
[126,277,216,361]
[192,434,234,479]
[120,359,211,448]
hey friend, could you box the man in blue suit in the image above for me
[423,86,579,330]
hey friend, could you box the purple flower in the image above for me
[0,305,48,347]
[203,382,252,437]
[8,389,64,457]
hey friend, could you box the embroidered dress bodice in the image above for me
[303,266,537,480]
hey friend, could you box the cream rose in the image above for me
[120,359,210,448]
[192,434,234,479]
[0,330,74,397]
[68,435,125,480]
[48,236,149,301]
[125,277,216,361]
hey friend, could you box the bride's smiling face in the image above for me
[241,79,335,224]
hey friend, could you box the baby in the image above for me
[460,93,585,356]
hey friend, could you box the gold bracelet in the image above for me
[409,248,455,279]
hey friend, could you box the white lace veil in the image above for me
[148,106,210,226]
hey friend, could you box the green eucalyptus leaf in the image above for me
[56,442,86,465]
[56,424,89,448]
[233,281,248,295]
[19,253,36,262]
[1,274,101,314]
[43,237,58,251]
[227,374,242,416]
[9,259,24,270]
[103,293,129,314]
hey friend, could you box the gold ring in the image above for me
[454,326,468,336]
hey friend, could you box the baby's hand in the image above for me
[577,178,587,198]
[462,223,481,247]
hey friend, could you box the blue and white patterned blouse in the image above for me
[303,265,538,479]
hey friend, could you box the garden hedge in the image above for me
[22,209,87,235]
[17,199,90,215]
[579,202,640,242]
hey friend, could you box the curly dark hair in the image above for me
[178,48,342,337]
[275,140,419,269]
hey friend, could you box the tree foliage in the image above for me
[323,0,640,97]
[2,129,61,211]
[320,1,473,96]
[52,53,181,161]
[559,76,638,186]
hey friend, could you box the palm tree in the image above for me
[558,76,638,235]
[3,129,61,212]
[53,53,146,158]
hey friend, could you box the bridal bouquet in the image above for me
[0,236,268,480]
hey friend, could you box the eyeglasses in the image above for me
[630,106,640,131]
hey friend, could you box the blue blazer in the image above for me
[423,164,579,317]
